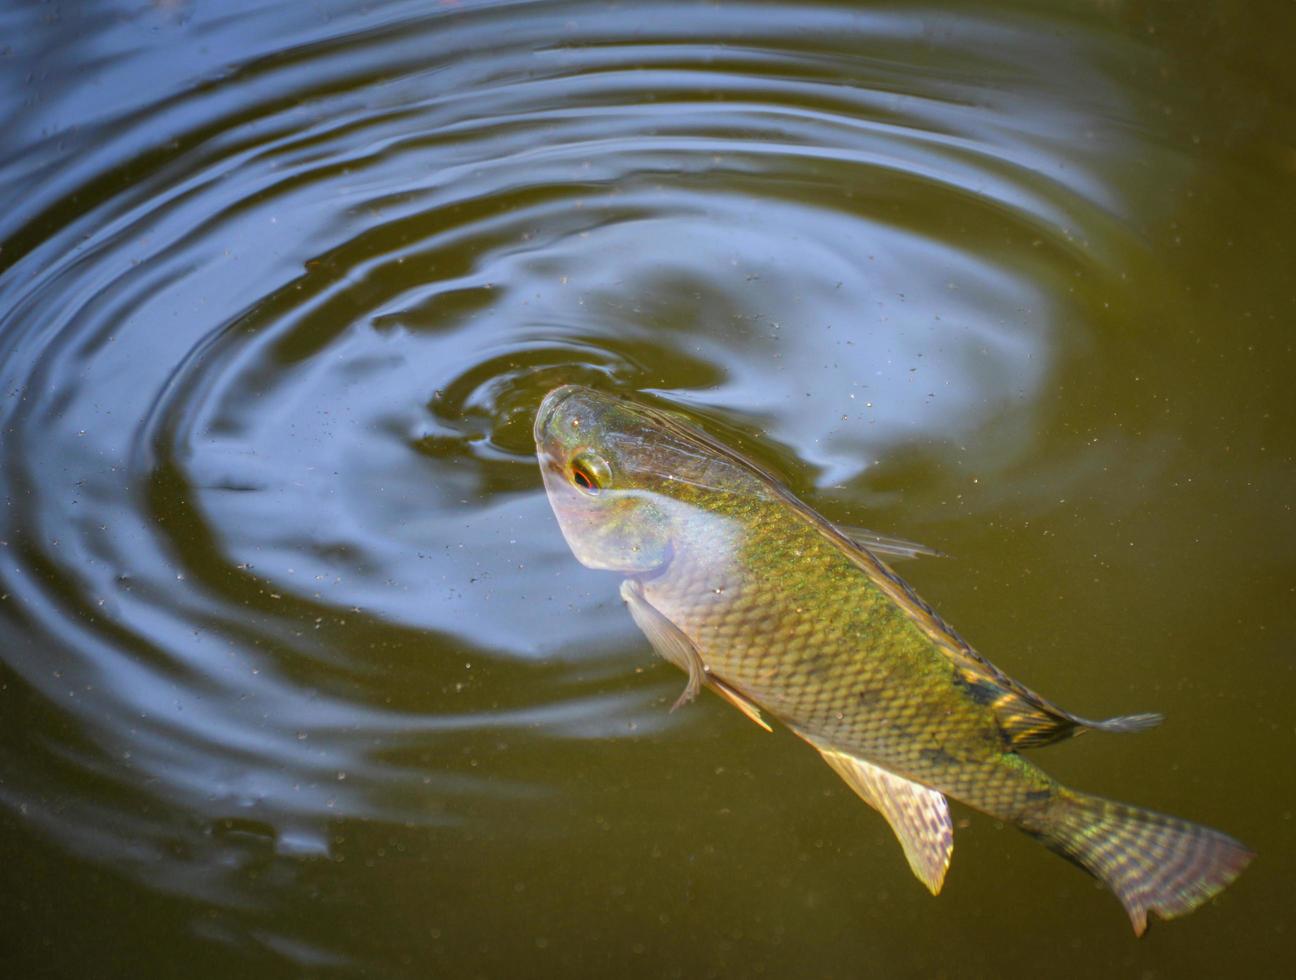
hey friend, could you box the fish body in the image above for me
[534,384,1251,933]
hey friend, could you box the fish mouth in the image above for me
[533,384,583,445]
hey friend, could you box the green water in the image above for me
[0,1,1292,976]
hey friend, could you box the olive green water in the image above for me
[0,1,1292,977]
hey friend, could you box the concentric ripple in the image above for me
[0,0,1255,971]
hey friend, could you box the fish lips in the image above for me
[533,384,583,446]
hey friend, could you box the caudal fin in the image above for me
[1030,791,1253,935]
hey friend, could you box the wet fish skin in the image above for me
[534,384,1252,933]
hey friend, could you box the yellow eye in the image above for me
[569,452,610,495]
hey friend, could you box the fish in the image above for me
[533,384,1253,934]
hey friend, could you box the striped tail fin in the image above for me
[1029,791,1253,935]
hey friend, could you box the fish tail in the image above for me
[1025,790,1253,935]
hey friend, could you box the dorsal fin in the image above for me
[835,524,945,560]
[951,665,1087,749]
[774,497,1163,751]
[634,405,1161,751]
[939,639,1163,750]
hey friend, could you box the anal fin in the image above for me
[803,735,953,895]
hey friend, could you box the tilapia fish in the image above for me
[534,384,1251,933]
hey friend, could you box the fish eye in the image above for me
[569,452,611,495]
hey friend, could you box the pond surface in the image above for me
[1,1,1293,977]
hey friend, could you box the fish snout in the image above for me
[533,384,583,445]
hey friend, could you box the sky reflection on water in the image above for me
[1,1,1293,976]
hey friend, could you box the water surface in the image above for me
[1,1,1293,976]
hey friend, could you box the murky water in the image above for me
[1,1,1292,976]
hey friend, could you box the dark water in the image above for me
[1,1,1292,976]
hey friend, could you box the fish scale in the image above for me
[535,384,1252,934]
[646,490,1015,808]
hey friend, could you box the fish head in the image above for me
[536,383,770,577]
[533,384,686,573]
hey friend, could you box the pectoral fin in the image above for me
[620,580,771,731]
[836,525,945,560]
[620,579,703,711]
[803,736,953,895]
